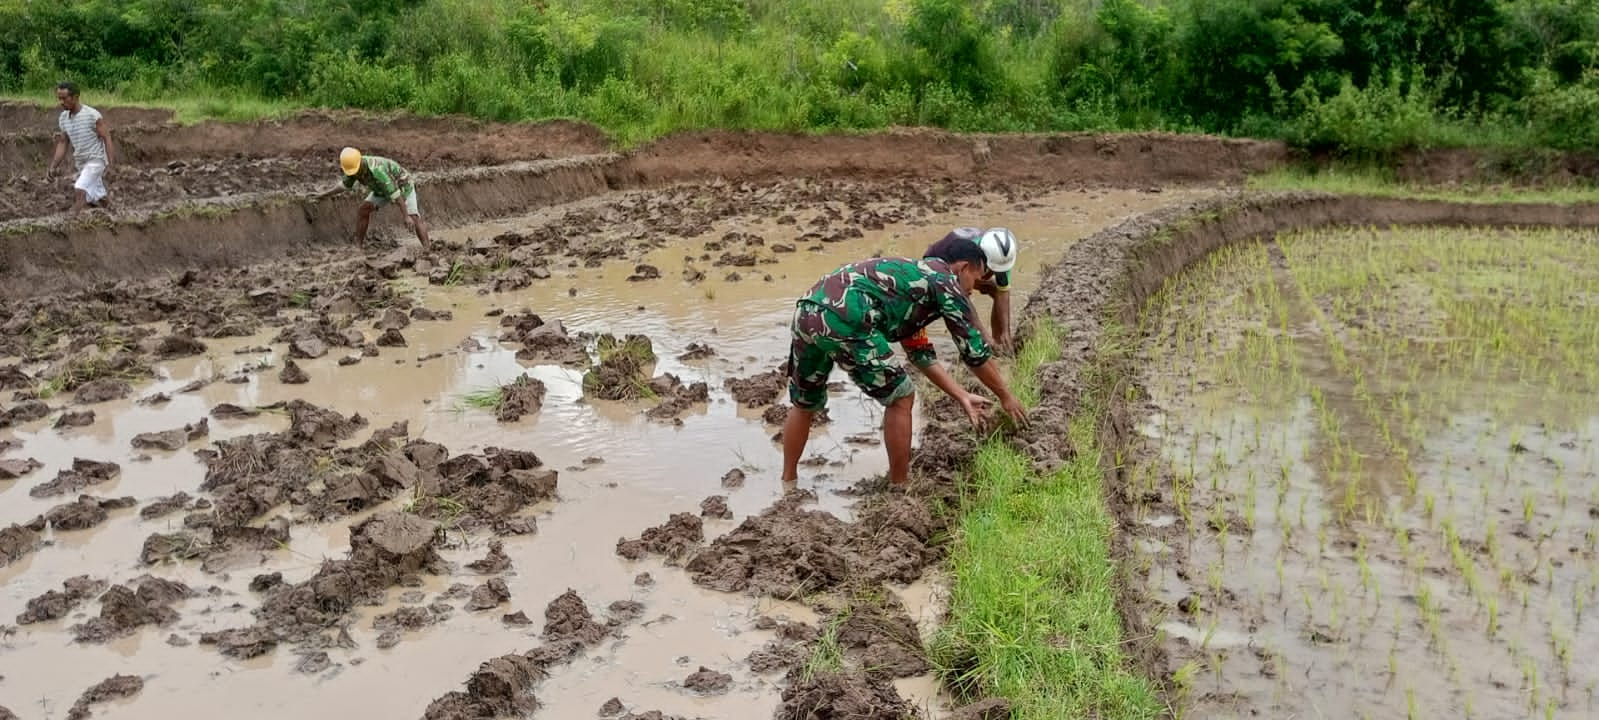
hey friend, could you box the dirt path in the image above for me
[0,178,1211,718]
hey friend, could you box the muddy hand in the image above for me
[961,393,993,427]
[1000,394,1028,427]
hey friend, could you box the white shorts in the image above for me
[364,186,420,216]
[74,160,107,204]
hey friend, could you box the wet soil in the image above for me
[0,176,1209,719]
[66,673,144,720]
[1125,227,1599,719]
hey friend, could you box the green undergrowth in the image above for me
[1248,166,1599,205]
[931,318,1160,720]
[0,90,296,125]
[7,1,1599,153]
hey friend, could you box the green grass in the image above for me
[1,89,297,125]
[1247,166,1599,205]
[931,319,1161,720]
[455,385,504,410]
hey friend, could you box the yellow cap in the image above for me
[339,147,362,176]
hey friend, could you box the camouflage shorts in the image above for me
[786,301,915,412]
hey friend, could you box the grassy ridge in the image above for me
[931,319,1161,720]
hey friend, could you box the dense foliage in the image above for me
[4,0,1598,153]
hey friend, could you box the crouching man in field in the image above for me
[324,147,432,248]
[928,226,1020,353]
[45,81,117,214]
[779,240,1029,489]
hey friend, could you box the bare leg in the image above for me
[884,393,916,486]
[781,406,816,488]
[69,189,87,214]
[353,202,375,243]
[410,213,431,248]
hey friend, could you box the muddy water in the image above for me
[1131,231,1599,720]
[0,183,1211,718]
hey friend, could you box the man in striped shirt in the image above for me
[46,82,117,214]
[324,147,432,248]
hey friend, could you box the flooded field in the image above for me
[0,178,1210,719]
[1129,227,1599,719]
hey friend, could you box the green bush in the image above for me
[3,0,1599,153]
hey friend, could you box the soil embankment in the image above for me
[0,100,176,129]
[0,129,1286,299]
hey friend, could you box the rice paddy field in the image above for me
[1126,226,1599,720]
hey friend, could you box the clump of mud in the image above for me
[683,492,935,597]
[204,511,444,656]
[29,458,120,498]
[775,670,916,720]
[495,375,546,422]
[509,318,590,367]
[616,512,704,562]
[27,494,137,532]
[725,367,785,407]
[66,674,144,720]
[422,590,638,720]
[17,575,107,625]
[164,402,555,571]
[583,333,656,401]
[644,373,709,422]
[0,455,42,478]
[677,342,716,361]
[130,418,209,451]
[0,523,40,566]
[682,666,733,695]
[72,575,197,643]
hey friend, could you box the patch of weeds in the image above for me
[801,609,849,683]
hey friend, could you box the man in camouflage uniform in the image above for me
[324,146,432,248]
[780,240,1028,489]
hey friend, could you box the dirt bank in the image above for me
[0,100,176,129]
[1007,190,1599,712]
[0,155,618,300]
[0,109,611,181]
[1,127,1286,299]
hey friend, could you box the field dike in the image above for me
[993,190,1599,715]
[0,128,1285,299]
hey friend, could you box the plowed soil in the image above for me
[0,118,1218,719]
[5,102,1581,720]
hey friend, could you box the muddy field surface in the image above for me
[1127,227,1599,719]
[0,157,336,221]
[0,175,1213,718]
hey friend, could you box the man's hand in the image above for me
[45,164,57,181]
[958,392,993,428]
[403,214,417,232]
[998,393,1028,426]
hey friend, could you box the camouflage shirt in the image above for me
[342,155,413,200]
[797,256,992,368]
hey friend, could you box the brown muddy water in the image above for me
[1129,227,1599,720]
[0,183,1212,718]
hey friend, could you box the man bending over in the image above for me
[780,239,1028,488]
